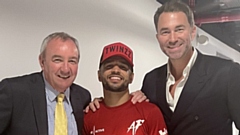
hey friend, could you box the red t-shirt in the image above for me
[83,97,168,135]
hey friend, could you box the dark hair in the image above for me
[154,0,194,31]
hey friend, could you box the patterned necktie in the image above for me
[54,93,68,135]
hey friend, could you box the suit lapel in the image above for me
[155,65,173,120]
[171,53,209,125]
[29,73,48,135]
[70,86,82,133]
[70,87,82,118]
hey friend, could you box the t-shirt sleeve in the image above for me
[145,106,168,135]
[82,113,91,135]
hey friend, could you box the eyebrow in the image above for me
[52,55,78,60]
[159,28,169,32]
[52,55,62,59]
[175,25,185,28]
[69,56,78,60]
[159,24,185,31]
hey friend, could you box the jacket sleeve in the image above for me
[227,63,240,131]
[0,79,13,134]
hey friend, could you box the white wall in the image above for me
[1,0,240,99]
[0,0,167,98]
[0,1,239,134]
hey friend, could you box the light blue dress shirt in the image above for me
[43,77,78,135]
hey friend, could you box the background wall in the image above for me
[0,0,168,98]
[0,1,239,134]
[1,0,239,97]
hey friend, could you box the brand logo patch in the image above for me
[127,119,145,135]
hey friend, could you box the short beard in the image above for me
[102,81,128,92]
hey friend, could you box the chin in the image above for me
[58,82,72,89]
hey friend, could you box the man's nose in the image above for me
[61,62,70,73]
[169,32,178,45]
[111,66,120,73]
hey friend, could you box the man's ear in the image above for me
[191,25,197,41]
[98,70,102,82]
[39,55,44,70]
[129,72,134,84]
[156,33,159,41]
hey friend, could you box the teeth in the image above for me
[58,75,70,79]
[168,44,181,49]
[110,76,121,80]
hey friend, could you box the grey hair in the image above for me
[154,0,195,31]
[40,32,80,59]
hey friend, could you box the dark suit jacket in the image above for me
[0,72,91,135]
[141,52,240,135]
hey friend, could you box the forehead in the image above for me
[45,38,79,55]
[158,12,189,28]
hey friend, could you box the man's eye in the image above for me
[160,31,170,35]
[105,65,113,69]
[120,66,128,71]
[53,59,62,62]
[176,28,184,32]
[69,60,77,64]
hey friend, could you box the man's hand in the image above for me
[84,97,103,113]
[131,90,149,104]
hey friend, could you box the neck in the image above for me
[169,60,186,80]
[169,49,193,80]
[103,89,131,107]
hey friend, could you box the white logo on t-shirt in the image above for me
[127,119,145,135]
[90,126,104,135]
[159,128,168,135]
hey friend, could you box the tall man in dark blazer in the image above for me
[141,1,240,135]
[0,32,91,135]
[85,1,240,134]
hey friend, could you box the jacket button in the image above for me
[194,116,199,120]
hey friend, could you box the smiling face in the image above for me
[156,12,196,61]
[39,38,79,92]
[98,56,134,92]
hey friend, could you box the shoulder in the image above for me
[198,53,240,72]
[135,101,162,113]
[0,72,43,100]
[198,52,236,65]
[136,101,160,109]
[84,102,105,118]
[69,84,91,110]
[70,83,91,103]
[71,83,91,94]
[144,64,167,78]
[0,72,42,85]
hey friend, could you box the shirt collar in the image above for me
[167,47,198,79]
[42,73,70,103]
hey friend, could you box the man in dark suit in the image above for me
[141,1,240,135]
[84,1,240,134]
[0,32,91,135]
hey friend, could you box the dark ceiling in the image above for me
[156,0,240,52]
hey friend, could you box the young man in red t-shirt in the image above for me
[83,42,168,135]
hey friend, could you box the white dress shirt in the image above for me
[166,48,198,111]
